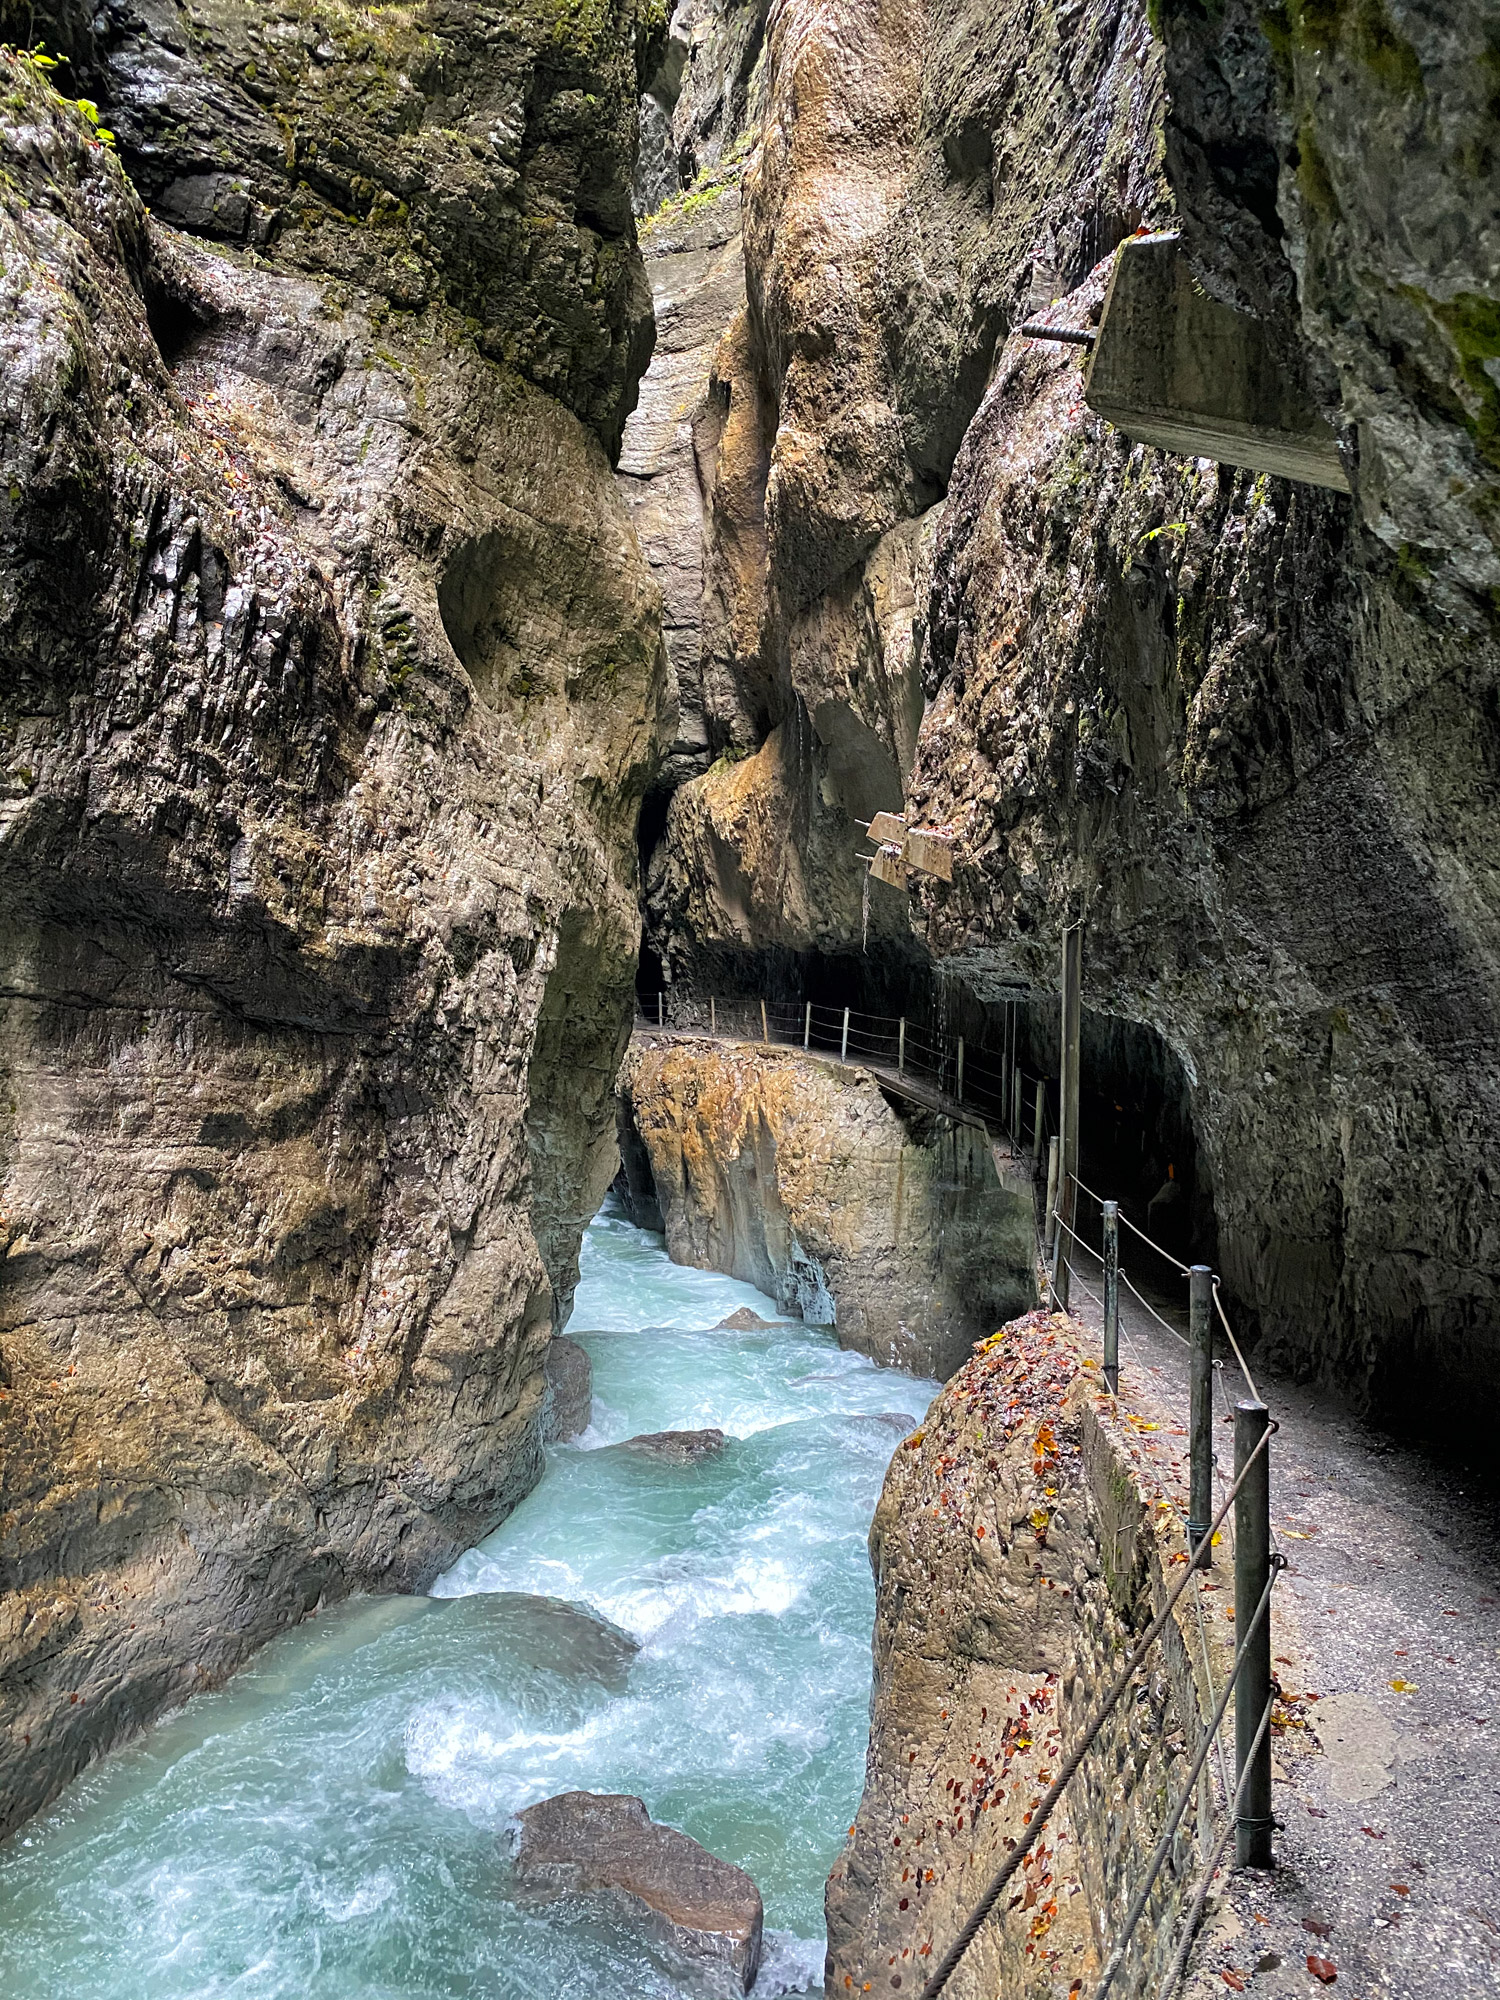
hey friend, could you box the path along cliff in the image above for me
[620,0,1500,1456]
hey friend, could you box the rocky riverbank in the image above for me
[617,1034,1035,1378]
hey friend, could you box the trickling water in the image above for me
[0,1198,939,1999]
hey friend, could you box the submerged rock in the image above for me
[513,1790,764,1994]
[714,1307,785,1331]
[440,1592,639,1693]
[620,1428,727,1463]
[542,1338,594,1444]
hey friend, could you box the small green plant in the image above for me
[10,44,116,145]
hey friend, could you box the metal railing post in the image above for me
[1044,1135,1060,1263]
[804,1002,811,1049]
[956,1036,964,1102]
[1102,1200,1119,1394]
[710,996,716,1035]
[1012,1068,1022,1147]
[1188,1264,1214,1566]
[657,990,664,1028]
[898,1017,906,1074]
[1032,1080,1045,1165]
[1056,926,1082,1313]
[1234,1400,1274,1869]
[760,998,768,1043]
[841,1006,850,1062]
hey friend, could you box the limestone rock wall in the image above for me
[1158,0,1500,612]
[618,0,1500,1443]
[828,1310,1238,2000]
[0,3,667,1839]
[617,1036,1035,1377]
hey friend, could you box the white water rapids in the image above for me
[0,1197,939,1998]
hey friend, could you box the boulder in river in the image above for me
[714,1306,785,1331]
[513,1790,764,1993]
[542,1336,593,1442]
[440,1592,638,1691]
[621,1428,726,1463]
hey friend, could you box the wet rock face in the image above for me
[1158,0,1500,610]
[513,1789,765,1995]
[0,14,666,1839]
[14,0,665,458]
[906,265,1500,1441]
[619,1037,1035,1378]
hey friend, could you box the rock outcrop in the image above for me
[0,1,666,1838]
[828,1310,1240,2000]
[618,1035,1035,1377]
[513,1788,765,1995]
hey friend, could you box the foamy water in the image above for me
[0,1198,938,1997]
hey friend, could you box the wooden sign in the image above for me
[869,844,908,890]
[868,810,907,844]
[904,827,954,880]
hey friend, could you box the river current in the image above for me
[0,1197,939,1998]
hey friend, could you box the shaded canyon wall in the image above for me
[0,1,669,1836]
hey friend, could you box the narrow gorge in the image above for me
[1,0,1496,1997]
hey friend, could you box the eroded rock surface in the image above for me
[621,1426,726,1461]
[0,2,666,1838]
[618,1035,1034,1377]
[829,1311,1238,2000]
[620,0,1500,1446]
[513,1788,765,1994]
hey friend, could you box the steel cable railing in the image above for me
[636,988,1278,1990]
[916,1420,1278,2000]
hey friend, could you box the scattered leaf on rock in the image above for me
[1307,1955,1338,1983]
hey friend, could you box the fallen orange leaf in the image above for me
[1307,1955,1337,1983]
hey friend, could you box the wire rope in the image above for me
[917,1423,1276,2000]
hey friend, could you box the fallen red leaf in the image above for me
[1390,1883,1409,1895]
[1303,1917,1333,1940]
[1307,1955,1338,1983]
[1222,1974,1246,1992]
[1361,1825,1386,1839]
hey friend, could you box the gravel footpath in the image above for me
[1060,1240,1500,1999]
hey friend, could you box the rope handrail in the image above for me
[1073,1172,1193,1277]
[1213,1279,1260,1402]
[917,1420,1277,2000]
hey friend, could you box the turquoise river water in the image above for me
[0,1198,939,1999]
